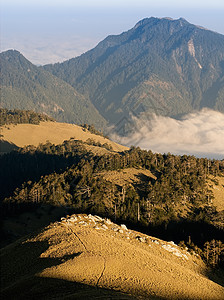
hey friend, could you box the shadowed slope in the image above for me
[1,214,223,299]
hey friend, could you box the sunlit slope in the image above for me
[96,167,156,187]
[44,17,224,125]
[0,121,128,153]
[1,214,223,300]
[208,176,224,212]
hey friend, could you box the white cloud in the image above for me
[111,109,224,159]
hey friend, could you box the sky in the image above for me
[1,0,224,65]
[1,1,224,159]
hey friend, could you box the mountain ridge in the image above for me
[1,17,224,130]
[0,50,107,129]
[44,17,224,125]
[1,213,223,300]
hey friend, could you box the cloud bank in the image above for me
[112,109,224,160]
[1,35,99,65]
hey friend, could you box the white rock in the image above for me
[112,227,119,232]
[79,221,86,224]
[168,241,177,246]
[151,239,159,245]
[168,241,174,245]
[162,244,188,260]
[94,215,103,221]
[136,236,145,243]
[105,219,113,225]
[88,217,96,223]
[121,224,128,230]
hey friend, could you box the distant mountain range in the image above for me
[0,50,107,128]
[1,17,224,129]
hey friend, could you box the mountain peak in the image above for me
[43,17,224,124]
[1,49,22,57]
[134,16,189,27]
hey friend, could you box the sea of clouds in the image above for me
[111,109,224,160]
[1,34,99,65]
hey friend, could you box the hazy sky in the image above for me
[1,0,224,64]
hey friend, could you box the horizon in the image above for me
[1,0,224,65]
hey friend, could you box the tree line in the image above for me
[1,140,224,266]
[0,108,55,126]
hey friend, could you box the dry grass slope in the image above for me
[96,167,156,187]
[208,176,224,212]
[1,214,224,300]
[0,121,128,154]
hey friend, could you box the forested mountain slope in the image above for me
[0,108,55,125]
[44,17,224,125]
[0,50,106,128]
[0,114,223,297]
[1,137,223,258]
[2,18,224,130]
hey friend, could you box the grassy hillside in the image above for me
[1,214,224,300]
[0,50,107,129]
[1,139,223,251]
[0,121,127,154]
[208,176,224,212]
[0,115,223,297]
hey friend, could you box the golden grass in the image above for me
[97,167,156,187]
[208,176,224,212]
[0,121,128,153]
[1,214,223,299]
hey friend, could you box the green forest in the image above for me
[1,136,224,268]
[0,50,107,129]
[0,108,55,126]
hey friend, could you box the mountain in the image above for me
[2,18,224,131]
[44,17,224,125]
[0,50,107,128]
[1,214,223,300]
[1,112,224,297]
